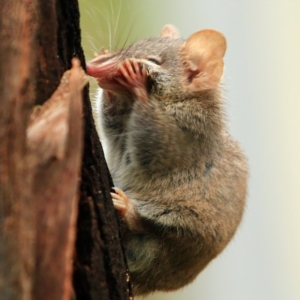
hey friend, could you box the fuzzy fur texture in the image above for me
[87,26,248,296]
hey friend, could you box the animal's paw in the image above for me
[111,187,143,231]
[111,187,133,217]
[117,59,148,102]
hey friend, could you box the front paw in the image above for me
[117,59,148,102]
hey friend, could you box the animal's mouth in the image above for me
[86,54,125,92]
[86,54,118,79]
[87,55,154,95]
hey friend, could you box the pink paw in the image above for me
[111,187,142,231]
[117,59,148,102]
[111,187,132,217]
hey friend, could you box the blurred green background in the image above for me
[78,1,300,300]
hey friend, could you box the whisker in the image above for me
[108,0,115,51]
[84,35,100,55]
[113,0,122,49]
[92,5,112,51]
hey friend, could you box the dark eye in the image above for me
[147,56,162,65]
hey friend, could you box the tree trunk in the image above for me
[0,0,132,299]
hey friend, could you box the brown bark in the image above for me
[0,0,132,299]
[0,1,38,298]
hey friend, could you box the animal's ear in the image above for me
[160,24,180,38]
[182,29,226,91]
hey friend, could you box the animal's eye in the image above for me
[147,56,162,65]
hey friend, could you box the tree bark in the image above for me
[0,0,132,299]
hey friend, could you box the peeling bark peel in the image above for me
[26,58,87,300]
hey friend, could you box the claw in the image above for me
[116,58,148,102]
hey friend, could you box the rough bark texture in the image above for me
[0,0,132,299]
[0,1,38,298]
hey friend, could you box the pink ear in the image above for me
[183,29,226,91]
[160,24,180,38]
